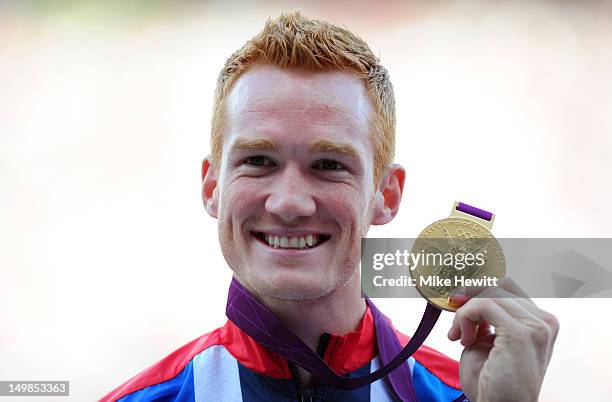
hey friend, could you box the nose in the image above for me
[265,163,316,222]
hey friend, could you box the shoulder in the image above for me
[99,328,223,402]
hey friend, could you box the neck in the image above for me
[242,274,367,387]
[264,276,366,350]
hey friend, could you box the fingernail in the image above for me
[449,295,469,309]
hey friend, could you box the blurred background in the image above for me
[1,0,611,400]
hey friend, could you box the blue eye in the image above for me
[312,159,346,171]
[244,156,275,167]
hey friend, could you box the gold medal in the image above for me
[409,202,506,311]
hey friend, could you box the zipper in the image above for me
[298,387,314,402]
[289,332,332,402]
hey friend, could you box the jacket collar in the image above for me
[220,304,377,379]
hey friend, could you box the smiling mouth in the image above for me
[252,232,331,250]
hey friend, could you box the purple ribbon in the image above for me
[456,202,493,222]
[226,277,469,401]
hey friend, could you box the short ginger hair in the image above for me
[211,11,396,184]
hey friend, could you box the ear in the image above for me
[371,164,405,225]
[201,156,219,218]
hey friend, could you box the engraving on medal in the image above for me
[410,217,506,311]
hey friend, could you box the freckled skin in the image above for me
[215,65,378,301]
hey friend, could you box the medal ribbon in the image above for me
[226,278,469,401]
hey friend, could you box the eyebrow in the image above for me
[309,138,360,159]
[231,138,278,152]
[230,136,360,160]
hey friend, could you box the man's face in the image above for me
[210,65,380,301]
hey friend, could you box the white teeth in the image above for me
[259,232,325,249]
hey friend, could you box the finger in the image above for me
[448,321,461,340]
[448,318,492,344]
[476,289,560,364]
[449,285,542,345]
[479,287,543,322]
[450,287,534,340]
[474,330,496,347]
[448,293,470,309]
[458,315,480,346]
[449,298,518,345]
[459,318,495,347]
[494,292,560,340]
[449,276,533,307]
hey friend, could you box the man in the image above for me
[101,11,558,402]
